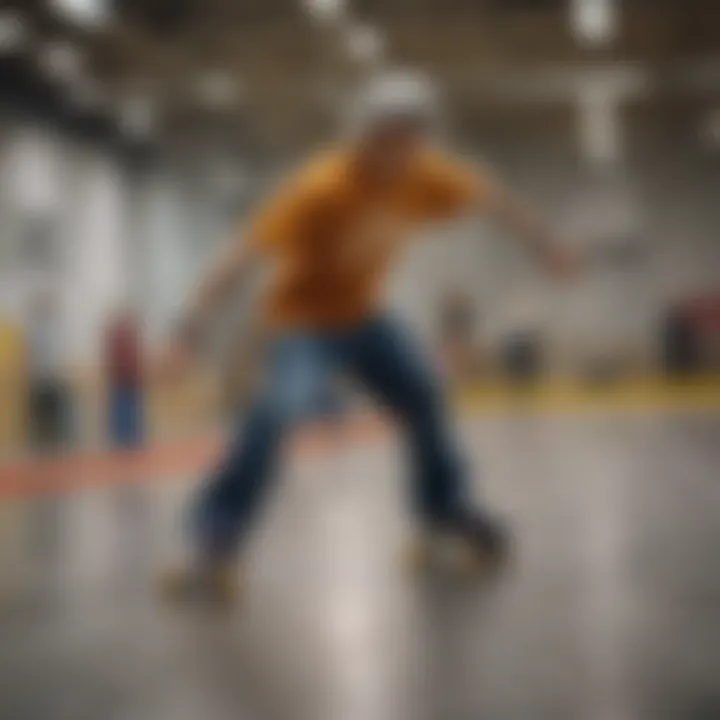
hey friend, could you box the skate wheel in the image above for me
[157,566,196,603]
[157,564,243,609]
[206,565,242,609]
[401,536,434,575]
[451,541,492,578]
[450,535,511,579]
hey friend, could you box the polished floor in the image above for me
[1,408,719,720]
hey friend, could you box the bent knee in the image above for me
[258,382,318,429]
[392,377,446,424]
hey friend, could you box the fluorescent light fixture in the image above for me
[48,0,110,28]
[0,11,28,54]
[303,0,346,23]
[570,0,617,45]
[196,71,242,108]
[345,24,383,65]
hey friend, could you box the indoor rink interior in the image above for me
[1,1,719,719]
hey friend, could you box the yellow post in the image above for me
[0,320,27,455]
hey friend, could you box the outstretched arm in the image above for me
[163,167,318,370]
[156,234,260,382]
[421,151,579,278]
[174,235,260,349]
[482,179,578,279]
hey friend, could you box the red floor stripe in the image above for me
[0,413,391,500]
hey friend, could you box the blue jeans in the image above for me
[194,314,470,557]
[109,385,143,449]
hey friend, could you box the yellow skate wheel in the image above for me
[157,565,197,603]
[157,563,243,608]
[401,535,434,575]
[450,536,509,579]
[205,564,243,609]
[451,540,490,578]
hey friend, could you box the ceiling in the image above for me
[1,0,719,158]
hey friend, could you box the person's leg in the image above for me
[32,382,60,453]
[109,385,126,448]
[28,383,44,450]
[191,334,333,562]
[111,385,143,449]
[54,382,72,449]
[344,315,465,523]
[129,385,144,448]
[313,379,347,424]
[344,315,506,554]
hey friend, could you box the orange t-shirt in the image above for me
[250,147,489,329]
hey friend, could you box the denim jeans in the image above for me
[193,314,470,557]
[109,385,143,449]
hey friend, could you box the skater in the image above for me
[25,289,72,453]
[105,309,144,450]
[158,71,577,602]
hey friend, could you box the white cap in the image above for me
[348,69,440,138]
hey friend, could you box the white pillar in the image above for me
[65,149,129,365]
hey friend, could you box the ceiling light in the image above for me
[48,0,111,28]
[570,0,617,46]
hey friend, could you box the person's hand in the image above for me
[545,245,583,282]
[154,336,196,385]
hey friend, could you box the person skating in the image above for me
[157,71,578,604]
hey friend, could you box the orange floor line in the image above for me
[0,413,391,500]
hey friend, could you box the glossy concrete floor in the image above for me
[1,409,719,720]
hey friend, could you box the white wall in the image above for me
[388,135,720,372]
[132,160,253,347]
[2,118,717,374]
[0,119,130,367]
[65,149,129,364]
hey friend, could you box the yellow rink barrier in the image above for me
[0,322,26,453]
[454,376,720,416]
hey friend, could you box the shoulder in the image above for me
[249,150,348,244]
[418,146,494,200]
[279,150,351,209]
[416,146,486,182]
[405,146,494,218]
